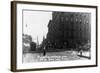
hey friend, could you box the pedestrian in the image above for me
[80,49,82,56]
[43,46,46,56]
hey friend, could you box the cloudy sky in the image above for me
[23,10,52,44]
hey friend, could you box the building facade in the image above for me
[47,11,91,49]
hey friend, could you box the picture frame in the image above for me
[11,1,98,72]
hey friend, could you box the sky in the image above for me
[23,10,52,44]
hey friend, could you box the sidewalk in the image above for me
[77,51,91,59]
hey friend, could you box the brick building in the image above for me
[47,11,91,49]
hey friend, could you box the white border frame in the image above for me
[15,2,97,70]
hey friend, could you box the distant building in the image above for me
[23,34,36,52]
[47,12,91,49]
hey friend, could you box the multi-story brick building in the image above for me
[47,11,91,49]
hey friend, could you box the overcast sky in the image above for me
[23,10,52,44]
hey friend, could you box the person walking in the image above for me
[43,46,46,56]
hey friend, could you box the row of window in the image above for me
[61,17,89,24]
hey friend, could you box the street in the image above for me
[23,51,90,63]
